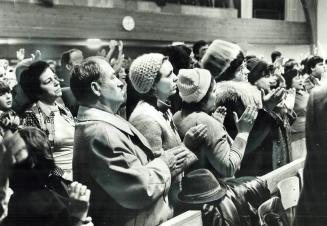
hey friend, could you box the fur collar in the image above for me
[215,81,262,108]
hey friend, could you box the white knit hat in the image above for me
[177,68,212,103]
[129,53,165,94]
[201,39,241,78]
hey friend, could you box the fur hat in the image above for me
[201,39,242,79]
[129,53,166,94]
[246,58,269,85]
[177,68,212,103]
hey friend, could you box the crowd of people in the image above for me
[0,38,325,226]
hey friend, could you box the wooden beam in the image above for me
[0,2,311,45]
[260,158,305,194]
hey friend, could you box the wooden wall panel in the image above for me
[0,2,311,45]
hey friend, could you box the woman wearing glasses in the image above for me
[20,61,75,181]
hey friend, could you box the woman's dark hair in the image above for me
[18,127,55,172]
[163,45,192,74]
[284,59,298,73]
[300,57,310,75]
[247,60,269,85]
[20,60,50,102]
[283,69,299,89]
[193,40,207,56]
[10,127,55,192]
[181,77,215,112]
[271,51,282,63]
[0,80,11,96]
[306,56,324,74]
[217,51,245,82]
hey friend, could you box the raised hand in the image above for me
[97,48,107,57]
[16,48,25,61]
[108,40,118,50]
[234,106,258,134]
[275,73,286,88]
[261,87,285,111]
[118,40,124,52]
[212,106,227,124]
[31,50,42,62]
[284,88,296,110]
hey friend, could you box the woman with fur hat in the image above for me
[173,68,258,179]
[201,39,249,82]
[128,53,206,208]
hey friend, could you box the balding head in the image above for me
[70,56,114,105]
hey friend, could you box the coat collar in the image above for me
[77,106,133,136]
[37,101,59,116]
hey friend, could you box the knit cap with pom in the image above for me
[177,68,212,103]
[129,53,166,94]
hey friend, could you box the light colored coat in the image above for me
[173,110,246,178]
[129,100,181,156]
[73,106,172,226]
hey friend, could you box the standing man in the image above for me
[304,56,327,93]
[60,49,84,116]
[60,49,84,87]
[71,56,181,226]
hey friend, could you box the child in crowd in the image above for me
[0,81,19,141]
[0,80,19,222]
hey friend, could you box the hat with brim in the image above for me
[177,169,227,205]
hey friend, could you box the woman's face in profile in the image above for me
[234,61,249,82]
[154,60,178,101]
[202,82,217,114]
[39,67,62,103]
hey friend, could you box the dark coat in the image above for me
[202,177,270,226]
[294,85,327,226]
[1,175,78,226]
